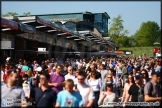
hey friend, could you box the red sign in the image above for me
[153,48,159,53]
[1,18,18,30]
[108,49,112,53]
[37,17,51,27]
[115,50,123,54]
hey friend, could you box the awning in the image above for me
[19,23,36,34]
[17,16,60,35]
[1,17,18,30]
[1,17,26,34]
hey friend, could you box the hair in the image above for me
[141,69,149,81]
[126,74,135,84]
[56,64,63,69]
[100,64,106,69]
[90,71,98,79]
[26,70,31,77]
[104,83,113,91]
[40,72,50,80]
[65,79,74,86]
[8,70,18,77]
[1,64,5,69]
[91,64,97,69]
[78,71,86,78]
[106,74,113,82]
[68,66,73,71]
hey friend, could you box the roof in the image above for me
[17,12,110,19]
[93,12,110,19]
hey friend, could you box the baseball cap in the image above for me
[6,57,11,61]
[106,81,113,86]
[151,69,161,76]
[35,67,42,72]
[135,73,143,79]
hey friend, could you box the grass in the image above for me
[118,46,160,57]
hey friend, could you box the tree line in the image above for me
[108,14,161,48]
[2,12,31,17]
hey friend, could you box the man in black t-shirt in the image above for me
[125,73,144,107]
[30,72,57,107]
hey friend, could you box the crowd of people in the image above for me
[1,56,162,108]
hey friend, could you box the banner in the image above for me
[115,50,123,54]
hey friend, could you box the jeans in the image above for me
[93,91,100,108]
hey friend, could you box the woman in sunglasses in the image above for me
[98,81,117,107]
[102,74,114,92]
[121,74,135,102]
[141,69,149,85]
[87,71,102,108]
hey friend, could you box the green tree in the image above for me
[128,35,137,47]
[23,12,31,16]
[2,12,18,17]
[108,14,129,46]
[135,21,160,46]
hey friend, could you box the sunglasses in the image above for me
[40,77,45,80]
[107,77,112,78]
[78,78,84,81]
[141,73,145,74]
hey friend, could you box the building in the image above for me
[1,11,117,62]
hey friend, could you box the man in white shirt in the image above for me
[76,72,94,107]
[65,66,75,81]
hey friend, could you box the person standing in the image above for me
[55,79,83,107]
[87,71,102,108]
[98,81,117,107]
[144,70,161,108]
[124,73,144,108]
[30,72,57,107]
[65,66,75,81]
[48,64,65,94]
[1,71,27,108]
[76,72,94,107]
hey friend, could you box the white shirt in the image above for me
[116,66,122,74]
[87,78,102,92]
[1,70,5,82]
[74,77,78,85]
[65,74,75,81]
[77,84,95,107]
[22,81,30,97]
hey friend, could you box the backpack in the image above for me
[138,84,145,102]
[148,82,153,96]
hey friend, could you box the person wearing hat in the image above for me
[125,73,144,105]
[144,70,162,106]
[98,81,117,107]
[34,67,42,87]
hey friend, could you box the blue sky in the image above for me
[2,1,161,36]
